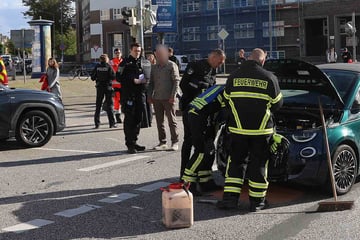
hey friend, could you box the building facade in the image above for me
[75,0,359,64]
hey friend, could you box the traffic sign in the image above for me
[93,45,99,52]
[218,28,229,40]
[59,43,66,51]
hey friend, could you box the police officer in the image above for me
[92,54,116,129]
[217,48,283,211]
[181,85,225,195]
[0,56,8,86]
[118,43,146,154]
[179,49,226,178]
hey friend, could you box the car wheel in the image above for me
[16,110,54,147]
[331,145,358,195]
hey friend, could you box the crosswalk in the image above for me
[2,181,171,234]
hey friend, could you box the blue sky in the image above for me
[0,0,30,36]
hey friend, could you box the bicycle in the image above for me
[67,66,90,81]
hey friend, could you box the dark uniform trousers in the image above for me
[224,134,271,202]
[180,109,192,177]
[182,113,214,183]
[94,86,115,127]
[123,93,146,147]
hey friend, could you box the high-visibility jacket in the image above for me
[110,57,123,88]
[224,60,283,136]
[189,84,225,116]
[0,59,8,86]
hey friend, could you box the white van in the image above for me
[175,55,189,73]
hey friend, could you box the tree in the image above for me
[5,41,15,55]
[55,29,77,57]
[23,0,74,35]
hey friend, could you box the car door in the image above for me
[0,86,12,138]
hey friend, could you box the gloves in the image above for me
[198,81,210,89]
[270,133,283,154]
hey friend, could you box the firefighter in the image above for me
[179,49,226,178]
[0,56,8,86]
[117,43,146,154]
[217,48,283,212]
[92,54,117,129]
[110,48,123,123]
[181,85,226,195]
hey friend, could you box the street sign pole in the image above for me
[352,11,357,62]
[218,28,229,74]
[223,39,226,74]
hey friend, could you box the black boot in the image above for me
[216,192,240,210]
[199,180,223,193]
[249,198,269,212]
[115,113,122,123]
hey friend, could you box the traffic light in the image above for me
[121,7,136,26]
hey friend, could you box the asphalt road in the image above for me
[1,78,360,239]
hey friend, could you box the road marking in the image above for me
[2,219,54,233]
[77,155,149,172]
[38,148,101,154]
[98,193,139,204]
[54,204,101,218]
[135,181,170,192]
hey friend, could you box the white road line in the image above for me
[98,193,139,204]
[2,219,54,233]
[38,148,101,154]
[54,204,101,218]
[77,155,149,172]
[135,181,170,192]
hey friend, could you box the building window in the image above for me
[262,0,284,5]
[100,10,110,21]
[183,27,200,42]
[233,0,255,7]
[165,34,177,44]
[113,9,122,20]
[207,25,225,40]
[263,21,285,37]
[234,23,255,39]
[339,18,348,35]
[207,0,232,10]
[187,54,202,62]
[183,0,200,12]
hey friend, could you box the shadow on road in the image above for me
[0,176,330,240]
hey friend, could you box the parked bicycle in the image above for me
[67,66,90,81]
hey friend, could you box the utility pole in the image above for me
[22,29,26,83]
[60,1,64,65]
[138,0,144,49]
[269,0,273,58]
[352,11,357,62]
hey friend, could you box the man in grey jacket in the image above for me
[148,44,180,151]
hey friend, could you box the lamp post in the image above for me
[269,0,273,58]
[22,29,26,83]
[60,1,64,65]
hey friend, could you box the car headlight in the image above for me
[300,147,317,158]
[291,132,317,143]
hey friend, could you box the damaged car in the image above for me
[216,59,360,195]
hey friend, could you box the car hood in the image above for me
[264,59,344,106]
[8,88,55,97]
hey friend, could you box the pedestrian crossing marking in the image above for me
[77,155,149,172]
[54,204,101,218]
[135,181,171,192]
[98,193,139,203]
[2,219,54,233]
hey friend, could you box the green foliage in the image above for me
[55,29,77,56]
[22,0,74,35]
[5,41,15,55]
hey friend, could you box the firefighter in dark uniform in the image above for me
[179,49,226,178]
[117,43,147,154]
[181,85,226,195]
[217,48,283,211]
[92,54,116,129]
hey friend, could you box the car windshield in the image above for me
[321,69,359,103]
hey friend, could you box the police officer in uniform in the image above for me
[118,43,147,154]
[92,54,116,129]
[181,85,225,195]
[179,49,226,178]
[217,48,283,211]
